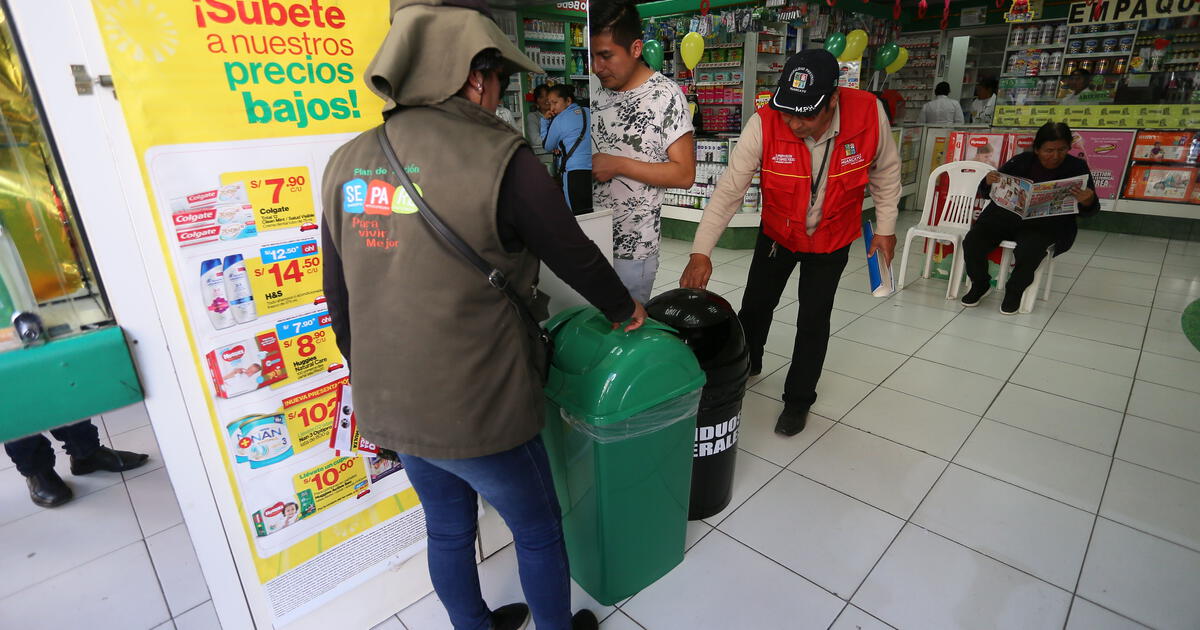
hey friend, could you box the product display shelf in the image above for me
[895,32,940,125]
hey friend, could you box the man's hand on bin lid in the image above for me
[614,300,647,332]
[679,254,712,290]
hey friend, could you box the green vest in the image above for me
[321,97,544,458]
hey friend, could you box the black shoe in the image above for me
[70,446,150,475]
[26,469,73,507]
[960,284,991,307]
[1000,291,1022,315]
[489,603,530,630]
[571,610,599,630]
[774,407,808,436]
[749,358,762,377]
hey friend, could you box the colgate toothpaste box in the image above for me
[206,331,288,399]
[171,182,249,211]
[170,183,257,247]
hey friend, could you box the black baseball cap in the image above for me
[771,49,840,116]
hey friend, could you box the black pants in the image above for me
[565,170,592,215]
[962,207,1058,295]
[3,420,100,477]
[739,231,850,410]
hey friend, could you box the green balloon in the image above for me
[875,42,900,69]
[824,33,847,58]
[642,39,664,72]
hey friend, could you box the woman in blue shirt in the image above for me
[540,84,592,214]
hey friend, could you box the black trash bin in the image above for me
[646,288,750,520]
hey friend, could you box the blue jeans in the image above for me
[399,436,571,630]
[613,254,660,303]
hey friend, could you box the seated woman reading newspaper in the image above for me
[960,121,1100,314]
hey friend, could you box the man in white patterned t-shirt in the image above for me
[590,0,695,301]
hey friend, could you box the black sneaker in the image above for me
[1000,291,1022,315]
[572,610,599,630]
[774,407,808,436]
[489,603,530,630]
[960,284,991,307]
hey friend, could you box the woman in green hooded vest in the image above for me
[321,2,646,629]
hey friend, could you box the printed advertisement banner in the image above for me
[1068,0,1200,25]
[90,1,427,626]
[993,104,1200,129]
[1069,130,1136,211]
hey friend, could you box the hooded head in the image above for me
[365,0,542,113]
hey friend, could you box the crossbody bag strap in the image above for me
[374,126,548,344]
[558,109,588,172]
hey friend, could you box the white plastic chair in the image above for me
[949,241,1055,314]
[997,242,1055,314]
[897,161,995,299]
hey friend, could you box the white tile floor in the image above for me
[4,214,1200,630]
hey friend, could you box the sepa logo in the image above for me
[342,179,367,214]
[222,345,246,362]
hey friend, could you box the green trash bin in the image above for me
[542,306,706,606]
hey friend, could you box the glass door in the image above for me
[0,4,111,350]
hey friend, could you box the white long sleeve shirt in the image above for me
[917,95,965,125]
[691,101,901,257]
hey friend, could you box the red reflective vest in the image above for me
[759,88,880,254]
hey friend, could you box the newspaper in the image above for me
[989,173,1089,219]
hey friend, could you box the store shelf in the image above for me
[758,31,785,38]
[1007,43,1066,52]
[1112,198,1197,219]
[663,205,762,226]
[570,46,588,51]
[1064,51,1131,59]
[569,75,590,80]
[695,81,743,86]
[542,66,566,71]
[699,102,744,106]
[695,62,742,69]
[1070,29,1138,38]
[705,43,745,49]
[524,37,565,43]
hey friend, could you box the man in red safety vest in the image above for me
[680,49,901,436]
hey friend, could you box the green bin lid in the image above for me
[543,306,706,426]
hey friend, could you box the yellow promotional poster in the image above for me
[91,1,427,626]
[281,377,346,453]
[221,167,318,231]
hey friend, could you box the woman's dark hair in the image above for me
[590,0,642,49]
[935,81,951,96]
[1033,121,1073,149]
[548,84,575,102]
[532,84,550,98]
[1070,67,1092,81]
[469,48,507,80]
[977,76,999,92]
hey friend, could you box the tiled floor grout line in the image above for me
[813,249,1027,628]
[1059,234,1165,630]
[822,233,1125,627]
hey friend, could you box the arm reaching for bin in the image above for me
[680,115,764,289]
[498,147,645,331]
